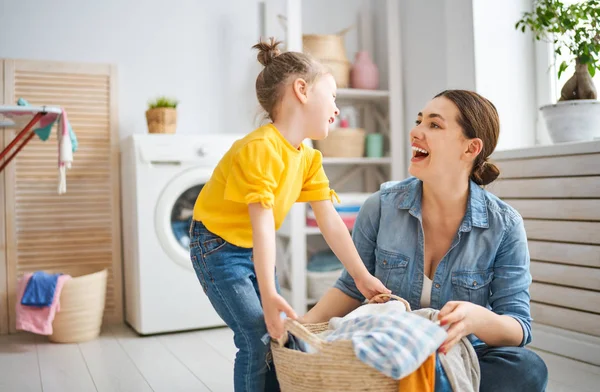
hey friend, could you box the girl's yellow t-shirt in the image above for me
[192,123,338,248]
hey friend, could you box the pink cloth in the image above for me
[15,273,71,335]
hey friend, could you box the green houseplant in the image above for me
[146,96,179,134]
[516,0,600,143]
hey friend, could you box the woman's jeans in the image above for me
[435,344,548,391]
[189,220,280,392]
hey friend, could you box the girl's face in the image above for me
[302,73,340,140]
[408,96,481,182]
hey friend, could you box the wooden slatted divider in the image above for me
[1,59,122,333]
[490,142,600,347]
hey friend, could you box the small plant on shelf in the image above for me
[146,96,179,134]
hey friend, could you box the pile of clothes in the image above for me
[282,300,480,392]
[15,271,71,335]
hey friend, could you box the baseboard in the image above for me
[530,322,600,366]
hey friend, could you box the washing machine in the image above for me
[120,133,244,335]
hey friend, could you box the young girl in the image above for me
[189,37,390,392]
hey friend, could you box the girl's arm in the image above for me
[249,203,297,338]
[310,200,390,300]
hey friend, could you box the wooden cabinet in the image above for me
[0,59,123,334]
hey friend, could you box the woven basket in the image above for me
[320,59,350,88]
[49,268,107,343]
[306,269,344,300]
[315,128,366,158]
[271,294,411,392]
[146,107,177,134]
[302,27,352,88]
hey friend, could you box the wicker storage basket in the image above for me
[315,128,366,158]
[303,33,351,88]
[49,268,107,343]
[146,107,177,134]
[272,294,411,392]
[306,269,344,300]
[277,16,352,88]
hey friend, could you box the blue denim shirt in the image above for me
[334,177,533,347]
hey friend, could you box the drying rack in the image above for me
[0,105,63,173]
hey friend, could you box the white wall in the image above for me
[0,0,263,140]
[472,0,537,150]
[0,0,539,151]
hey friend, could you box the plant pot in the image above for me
[540,100,600,143]
[146,107,177,134]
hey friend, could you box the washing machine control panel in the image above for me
[132,134,243,164]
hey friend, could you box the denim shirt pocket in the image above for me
[451,269,494,306]
[374,247,410,287]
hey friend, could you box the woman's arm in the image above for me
[439,215,532,350]
[249,203,297,338]
[481,214,532,346]
[300,288,362,324]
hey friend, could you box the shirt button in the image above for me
[473,281,478,287]
[435,283,440,289]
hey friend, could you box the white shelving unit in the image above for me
[270,0,405,313]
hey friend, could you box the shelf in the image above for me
[336,88,389,102]
[305,226,321,235]
[322,157,391,165]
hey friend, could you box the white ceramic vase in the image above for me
[540,100,600,143]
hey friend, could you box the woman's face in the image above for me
[408,96,480,182]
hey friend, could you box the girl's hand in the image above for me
[437,301,485,354]
[263,293,297,339]
[355,273,391,301]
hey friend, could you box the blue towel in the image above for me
[21,271,62,307]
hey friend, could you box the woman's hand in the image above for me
[437,301,486,354]
[262,292,297,339]
[355,273,391,301]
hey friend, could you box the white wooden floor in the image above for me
[0,324,598,392]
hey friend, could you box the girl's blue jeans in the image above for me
[189,220,280,392]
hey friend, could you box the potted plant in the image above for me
[146,96,179,134]
[516,0,600,143]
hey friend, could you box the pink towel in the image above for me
[15,273,71,335]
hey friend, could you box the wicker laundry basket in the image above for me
[49,267,108,343]
[271,294,411,392]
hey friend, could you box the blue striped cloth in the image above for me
[323,311,447,380]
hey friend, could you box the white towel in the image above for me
[57,109,73,195]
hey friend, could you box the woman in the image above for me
[302,90,548,391]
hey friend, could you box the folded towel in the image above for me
[21,271,62,307]
[16,273,72,335]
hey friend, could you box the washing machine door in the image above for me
[155,167,213,271]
